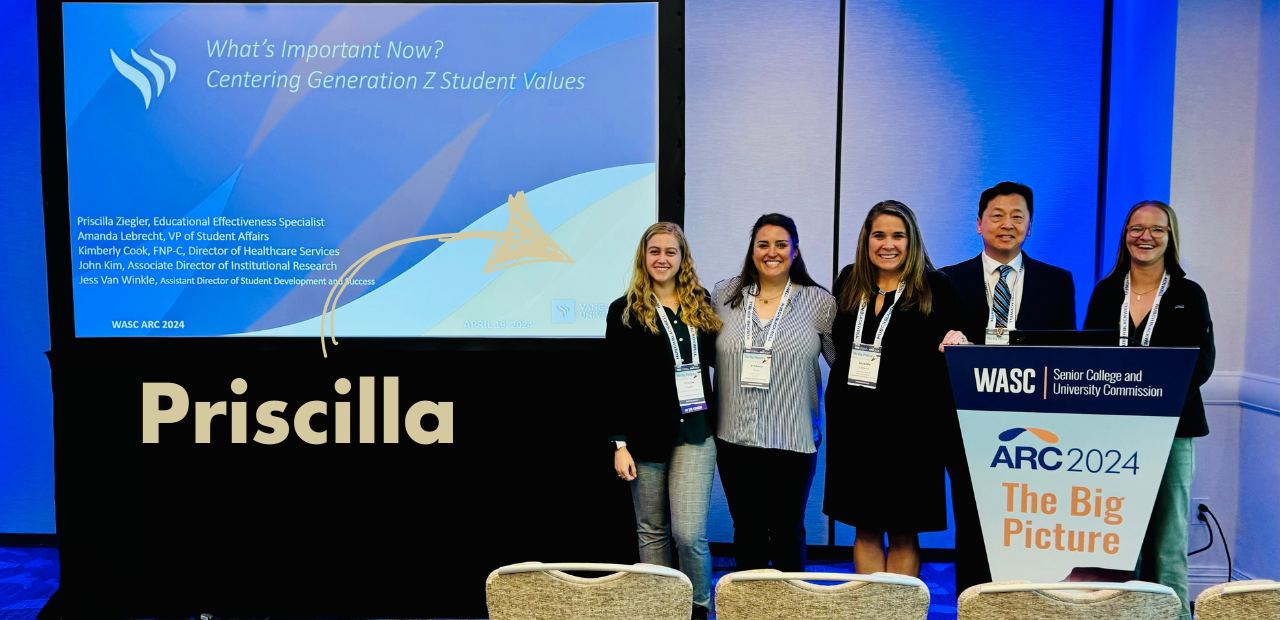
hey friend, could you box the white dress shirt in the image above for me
[982,251,1025,329]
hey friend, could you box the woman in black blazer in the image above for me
[605,222,722,620]
[824,200,968,577]
[1084,200,1213,618]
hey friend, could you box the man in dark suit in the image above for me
[940,181,1077,594]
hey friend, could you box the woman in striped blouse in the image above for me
[712,213,836,572]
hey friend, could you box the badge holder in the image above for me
[740,348,772,388]
[739,281,793,390]
[654,294,707,412]
[847,343,881,388]
[675,364,707,413]
[847,281,904,390]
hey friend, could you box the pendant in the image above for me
[1136,294,1142,301]
[762,299,769,305]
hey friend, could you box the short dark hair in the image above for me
[978,182,1034,219]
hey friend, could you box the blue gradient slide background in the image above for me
[63,3,658,337]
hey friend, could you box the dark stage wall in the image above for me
[48,348,635,619]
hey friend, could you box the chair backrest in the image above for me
[1195,579,1280,620]
[957,580,1182,619]
[714,569,931,620]
[485,562,692,620]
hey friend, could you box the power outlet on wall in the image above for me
[1188,498,1211,550]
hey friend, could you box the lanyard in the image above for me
[984,260,1025,329]
[743,279,794,350]
[1120,272,1170,347]
[653,294,699,367]
[854,280,907,348]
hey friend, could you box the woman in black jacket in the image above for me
[606,222,722,620]
[823,200,967,577]
[1084,200,1213,618]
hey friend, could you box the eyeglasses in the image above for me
[1127,225,1169,239]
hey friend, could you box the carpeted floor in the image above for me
[0,546,958,619]
[0,546,60,620]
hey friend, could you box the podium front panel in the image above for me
[945,345,1197,583]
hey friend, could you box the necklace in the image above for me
[877,278,901,296]
[1133,285,1159,301]
[758,291,783,305]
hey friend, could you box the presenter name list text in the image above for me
[71,215,609,333]
[75,215,354,294]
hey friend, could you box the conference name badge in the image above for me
[740,347,772,388]
[675,364,708,413]
[985,327,1011,346]
[847,343,882,388]
[849,281,904,389]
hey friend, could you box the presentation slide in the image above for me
[62,2,658,337]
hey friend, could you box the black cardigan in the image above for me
[605,295,718,463]
[1083,273,1215,437]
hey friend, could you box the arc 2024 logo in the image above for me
[990,426,1140,476]
[111,48,177,109]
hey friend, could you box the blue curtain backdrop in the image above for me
[1102,0,1178,276]
[837,0,1104,328]
[0,0,55,534]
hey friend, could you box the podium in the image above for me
[945,345,1197,583]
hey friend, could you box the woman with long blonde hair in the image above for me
[823,200,966,577]
[605,222,721,619]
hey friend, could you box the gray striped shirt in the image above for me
[712,277,837,453]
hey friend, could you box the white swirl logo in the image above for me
[110,48,177,109]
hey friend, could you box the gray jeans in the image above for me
[630,438,717,610]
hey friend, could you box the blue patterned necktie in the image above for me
[993,265,1013,331]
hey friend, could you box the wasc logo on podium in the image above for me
[945,346,1198,583]
[974,367,1037,394]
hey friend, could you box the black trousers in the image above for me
[716,438,818,572]
[948,435,992,594]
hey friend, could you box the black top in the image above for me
[1084,273,1215,437]
[605,295,718,463]
[859,289,897,345]
[826,268,965,405]
[940,253,1077,344]
[822,268,965,532]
